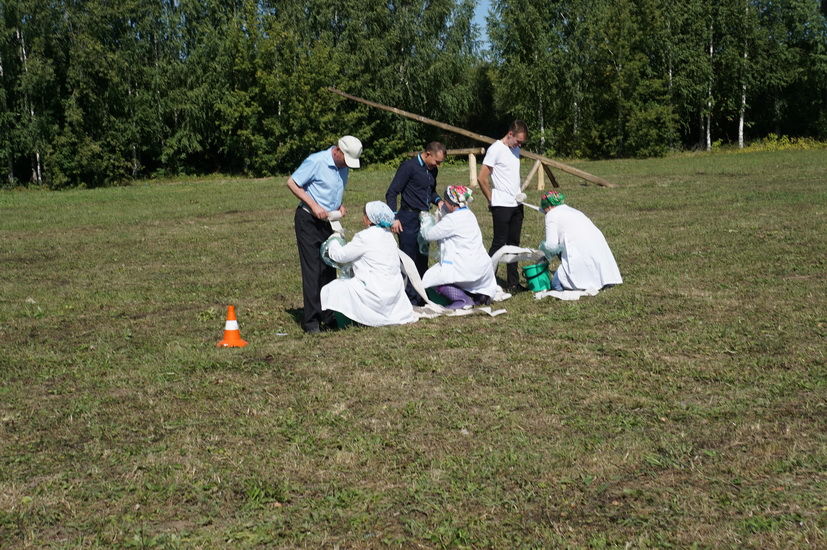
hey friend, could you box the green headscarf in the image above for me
[540,190,566,209]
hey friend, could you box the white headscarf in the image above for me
[365,201,395,228]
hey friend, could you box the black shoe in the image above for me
[507,284,528,293]
[303,324,321,334]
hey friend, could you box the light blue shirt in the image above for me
[291,147,349,211]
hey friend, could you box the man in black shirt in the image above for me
[385,141,447,305]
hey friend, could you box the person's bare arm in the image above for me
[286,176,327,219]
[477,164,493,204]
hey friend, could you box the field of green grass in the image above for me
[1,149,825,548]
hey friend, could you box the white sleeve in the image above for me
[542,214,562,252]
[481,141,500,168]
[421,214,457,242]
[328,231,368,264]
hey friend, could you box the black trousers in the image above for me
[488,204,524,288]
[294,206,336,331]
[396,209,428,305]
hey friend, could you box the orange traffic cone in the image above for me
[216,305,248,347]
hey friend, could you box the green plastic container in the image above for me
[334,311,355,329]
[426,288,451,306]
[522,261,551,292]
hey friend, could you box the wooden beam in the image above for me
[407,147,486,156]
[522,149,614,187]
[327,87,616,188]
[468,153,478,187]
[448,148,486,155]
[521,160,542,191]
[542,164,560,189]
[329,88,496,145]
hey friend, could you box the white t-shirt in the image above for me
[482,139,521,207]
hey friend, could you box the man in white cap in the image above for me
[287,135,362,333]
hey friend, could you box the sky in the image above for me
[473,0,492,50]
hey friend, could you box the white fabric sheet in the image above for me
[490,245,545,268]
[412,305,507,319]
[397,250,443,309]
[533,288,600,301]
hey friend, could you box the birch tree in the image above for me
[0,4,15,185]
[488,0,565,151]
[8,1,64,185]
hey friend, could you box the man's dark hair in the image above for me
[425,141,447,155]
[508,120,528,137]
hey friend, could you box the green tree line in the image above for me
[1,0,825,188]
[490,0,827,158]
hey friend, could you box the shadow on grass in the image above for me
[285,307,303,327]
[284,307,351,332]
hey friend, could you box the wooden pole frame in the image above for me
[521,160,542,191]
[327,87,615,188]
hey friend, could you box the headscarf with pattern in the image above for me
[365,201,395,228]
[445,185,473,207]
[540,190,566,209]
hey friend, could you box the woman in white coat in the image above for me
[420,186,498,308]
[320,202,416,327]
[539,190,622,291]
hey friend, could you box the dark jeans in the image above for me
[396,209,428,305]
[488,204,524,288]
[294,206,336,332]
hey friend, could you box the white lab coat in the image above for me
[421,208,498,297]
[543,204,622,290]
[321,226,416,326]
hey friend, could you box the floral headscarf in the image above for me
[445,185,473,207]
[540,190,566,209]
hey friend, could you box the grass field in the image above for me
[1,149,825,549]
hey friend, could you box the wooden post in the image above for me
[543,164,560,188]
[468,153,477,187]
[537,163,545,190]
[521,160,542,191]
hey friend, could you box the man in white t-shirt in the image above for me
[477,120,528,291]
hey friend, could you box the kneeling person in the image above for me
[539,190,622,291]
[320,202,416,327]
[420,186,498,309]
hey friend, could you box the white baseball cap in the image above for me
[337,135,362,169]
